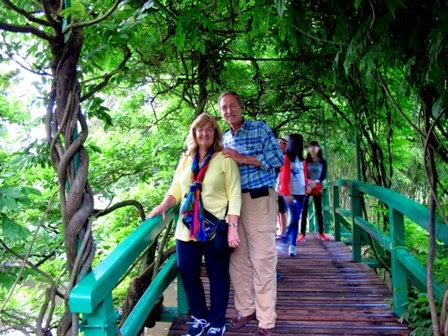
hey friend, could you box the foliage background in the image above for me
[1,0,447,334]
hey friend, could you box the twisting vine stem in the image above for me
[42,2,94,334]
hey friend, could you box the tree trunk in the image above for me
[45,17,95,336]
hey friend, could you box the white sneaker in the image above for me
[206,325,226,335]
[288,245,296,256]
[185,316,210,336]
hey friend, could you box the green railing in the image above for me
[69,206,188,336]
[325,179,448,316]
[68,179,448,334]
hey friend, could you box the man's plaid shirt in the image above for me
[222,120,284,190]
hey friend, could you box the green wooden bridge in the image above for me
[68,180,448,335]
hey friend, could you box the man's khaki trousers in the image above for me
[229,188,278,329]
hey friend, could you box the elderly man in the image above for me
[218,92,283,336]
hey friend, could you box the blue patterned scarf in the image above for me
[181,148,214,241]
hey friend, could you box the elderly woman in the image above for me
[148,113,241,336]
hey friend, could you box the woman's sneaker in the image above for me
[206,325,226,335]
[185,316,210,336]
[288,245,296,256]
[297,234,306,242]
[317,233,330,241]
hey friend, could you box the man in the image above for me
[218,92,284,336]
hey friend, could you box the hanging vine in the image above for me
[0,1,126,334]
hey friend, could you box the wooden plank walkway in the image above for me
[167,233,411,335]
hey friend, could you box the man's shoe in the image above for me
[206,325,226,335]
[276,271,284,281]
[185,316,210,336]
[230,312,256,329]
[254,327,274,335]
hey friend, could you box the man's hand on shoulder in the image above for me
[223,148,245,164]
[223,148,263,167]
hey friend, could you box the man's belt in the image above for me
[242,186,270,199]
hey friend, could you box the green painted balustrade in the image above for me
[326,179,448,316]
[68,179,448,334]
[69,206,188,336]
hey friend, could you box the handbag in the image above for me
[308,183,323,196]
[304,160,323,196]
[183,208,224,240]
[204,209,229,252]
[182,209,228,251]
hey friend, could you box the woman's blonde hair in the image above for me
[186,113,223,156]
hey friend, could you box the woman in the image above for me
[298,140,329,242]
[148,113,241,336]
[275,136,288,239]
[279,133,306,256]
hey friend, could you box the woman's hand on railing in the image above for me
[147,204,168,220]
[147,195,176,220]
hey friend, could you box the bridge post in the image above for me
[78,294,118,336]
[177,274,189,315]
[308,201,316,232]
[332,185,341,241]
[350,188,362,262]
[322,187,332,235]
[389,208,407,316]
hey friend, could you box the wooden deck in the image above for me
[167,233,411,335]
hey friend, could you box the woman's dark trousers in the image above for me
[176,238,230,328]
[300,194,324,235]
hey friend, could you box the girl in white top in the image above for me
[279,133,306,256]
